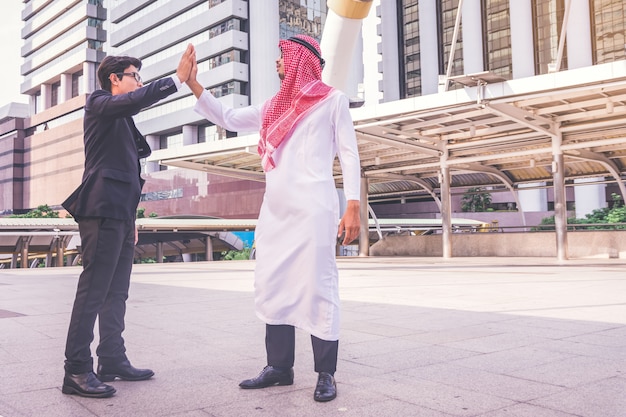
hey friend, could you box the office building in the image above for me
[371,0,626,221]
[1,0,331,219]
[1,0,106,214]
[2,0,625,231]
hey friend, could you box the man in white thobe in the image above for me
[186,34,360,402]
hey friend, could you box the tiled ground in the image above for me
[0,257,625,417]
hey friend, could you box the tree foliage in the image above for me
[461,187,492,212]
[221,246,252,260]
[537,193,626,230]
[136,208,158,218]
[10,204,59,218]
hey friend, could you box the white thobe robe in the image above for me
[194,89,360,340]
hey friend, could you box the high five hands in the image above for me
[176,44,196,84]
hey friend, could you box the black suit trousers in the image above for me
[64,217,135,374]
[265,324,338,374]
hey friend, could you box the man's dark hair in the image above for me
[97,55,142,92]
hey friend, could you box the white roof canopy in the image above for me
[150,61,626,201]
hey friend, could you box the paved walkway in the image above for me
[0,257,625,417]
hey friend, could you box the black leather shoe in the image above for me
[239,365,294,389]
[62,371,116,398]
[314,372,336,402]
[97,359,154,382]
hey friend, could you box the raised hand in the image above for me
[176,44,195,83]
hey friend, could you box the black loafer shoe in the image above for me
[314,372,336,402]
[62,371,116,398]
[97,359,154,382]
[239,365,294,389]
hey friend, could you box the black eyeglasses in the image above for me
[117,72,142,83]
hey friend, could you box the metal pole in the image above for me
[440,166,452,258]
[358,176,370,257]
[156,242,164,263]
[21,246,29,268]
[554,0,572,72]
[205,236,213,261]
[552,131,568,260]
[56,238,64,267]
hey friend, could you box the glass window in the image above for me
[159,132,183,150]
[400,1,421,98]
[208,50,245,69]
[209,0,228,7]
[198,123,228,142]
[209,81,245,98]
[532,0,568,74]
[279,0,327,41]
[114,3,214,50]
[482,0,512,79]
[591,0,626,63]
[50,81,60,107]
[71,71,83,98]
[439,0,464,77]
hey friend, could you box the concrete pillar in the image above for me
[182,125,197,146]
[144,135,160,173]
[419,0,440,95]
[461,0,484,74]
[378,0,400,101]
[509,0,535,78]
[29,94,37,114]
[83,62,97,93]
[41,84,52,111]
[361,0,382,104]
[60,73,72,103]
[248,0,280,106]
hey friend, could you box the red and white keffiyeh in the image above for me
[258,35,333,172]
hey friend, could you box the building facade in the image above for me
[2,0,625,228]
[2,0,331,219]
[372,0,626,222]
[4,0,106,215]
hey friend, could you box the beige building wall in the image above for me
[22,97,86,211]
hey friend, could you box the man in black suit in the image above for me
[61,45,195,398]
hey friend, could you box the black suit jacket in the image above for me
[63,77,179,220]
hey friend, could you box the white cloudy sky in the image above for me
[1,0,28,105]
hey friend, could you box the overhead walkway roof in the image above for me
[149,60,626,199]
[0,218,251,267]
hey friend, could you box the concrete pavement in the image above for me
[0,257,625,416]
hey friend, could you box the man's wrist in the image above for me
[173,75,183,90]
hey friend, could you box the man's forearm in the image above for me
[187,79,205,99]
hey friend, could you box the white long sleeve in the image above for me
[193,90,262,133]
[333,93,361,201]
